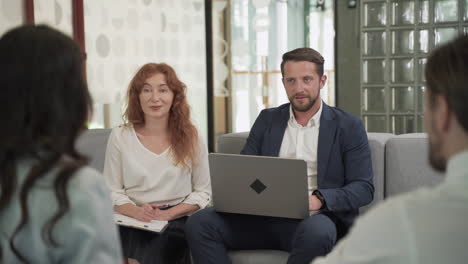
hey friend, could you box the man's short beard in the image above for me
[428,123,447,172]
[289,94,317,112]
[429,141,447,172]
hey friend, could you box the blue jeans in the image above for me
[186,208,337,264]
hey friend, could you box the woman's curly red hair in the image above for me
[123,63,198,168]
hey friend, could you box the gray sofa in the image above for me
[76,129,443,264]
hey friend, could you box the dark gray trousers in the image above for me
[186,207,337,264]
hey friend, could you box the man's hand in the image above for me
[309,194,323,211]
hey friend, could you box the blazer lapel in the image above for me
[269,105,290,156]
[317,104,337,186]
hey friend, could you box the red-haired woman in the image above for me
[103,63,211,264]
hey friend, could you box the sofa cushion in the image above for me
[228,250,288,264]
[76,128,112,172]
[385,133,443,197]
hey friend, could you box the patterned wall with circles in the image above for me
[84,0,207,139]
[34,0,73,36]
[0,0,24,35]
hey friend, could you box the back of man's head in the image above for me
[425,35,468,133]
[281,47,324,77]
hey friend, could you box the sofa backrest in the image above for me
[76,129,444,210]
[385,133,443,197]
[76,128,112,172]
[217,132,249,154]
[362,132,394,210]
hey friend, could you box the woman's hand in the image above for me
[115,203,155,222]
[150,203,200,221]
[138,203,157,222]
[152,207,176,221]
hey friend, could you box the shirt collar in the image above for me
[288,100,323,128]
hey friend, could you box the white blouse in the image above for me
[103,126,211,209]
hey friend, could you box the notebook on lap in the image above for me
[114,213,168,233]
[209,153,309,219]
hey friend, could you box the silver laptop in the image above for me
[209,153,309,219]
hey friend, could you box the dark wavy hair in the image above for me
[123,63,198,168]
[0,25,92,262]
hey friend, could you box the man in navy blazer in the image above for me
[187,47,374,264]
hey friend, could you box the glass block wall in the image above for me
[361,0,468,134]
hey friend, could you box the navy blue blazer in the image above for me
[241,102,374,236]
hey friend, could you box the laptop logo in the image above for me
[250,179,267,194]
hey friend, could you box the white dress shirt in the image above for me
[103,126,211,209]
[279,102,322,195]
[313,150,468,264]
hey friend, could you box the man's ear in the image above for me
[319,75,327,89]
[433,95,451,133]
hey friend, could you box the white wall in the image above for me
[34,0,73,36]
[0,0,24,35]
